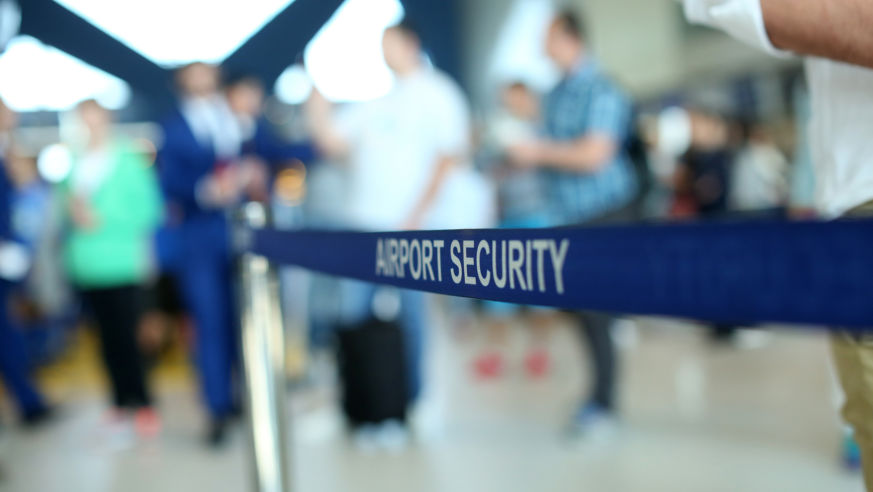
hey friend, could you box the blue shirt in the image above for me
[542,58,636,225]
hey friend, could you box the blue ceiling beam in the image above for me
[222,0,344,90]
[13,0,463,116]
[399,0,462,86]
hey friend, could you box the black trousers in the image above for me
[577,311,615,410]
[81,285,152,409]
[572,204,636,411]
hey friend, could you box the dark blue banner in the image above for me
[250,219,873,328]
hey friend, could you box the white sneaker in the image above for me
[351,425,379,454]
[98,411,136,452]
[374,420,409,453]
[569,404,619,446]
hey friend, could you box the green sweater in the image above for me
[61,140,163,288]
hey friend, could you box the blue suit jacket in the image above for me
[157,111,316,269]
[158,110,221,221]
[243,118,315,166]
[159,112,316,219]
[157,110,231,271]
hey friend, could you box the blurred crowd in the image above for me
[0,6,824,459]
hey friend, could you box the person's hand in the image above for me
[215,165,243,204]
[238,156,270,202]
[305,87,329,108]
[304,87,331,125]
[400,212,423,231]
[70,195,98,230]
[789,207,818,220]
[199,166,242,207]
[506,141,543,169]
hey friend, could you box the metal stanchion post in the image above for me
[238,202,291,492]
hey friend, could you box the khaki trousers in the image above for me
[832,200,873,490]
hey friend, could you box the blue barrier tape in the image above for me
[250,219,873,328]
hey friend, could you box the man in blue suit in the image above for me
[0,98,50,427]
[159,63,249,447]
[159,64,313,447]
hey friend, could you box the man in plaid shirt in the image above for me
[508,9,637,436]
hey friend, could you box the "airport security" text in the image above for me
[375,238,570,294]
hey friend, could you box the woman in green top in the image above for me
[61,99,163,439]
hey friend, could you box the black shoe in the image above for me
[229,402,244,421]
[708,323,741,346]
[206,417,229,448]
[21,405,55,429]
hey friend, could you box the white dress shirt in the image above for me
[181,95,241,160]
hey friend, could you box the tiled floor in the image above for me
[0,314,865,492]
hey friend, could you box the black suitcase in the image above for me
[335,318,409,427]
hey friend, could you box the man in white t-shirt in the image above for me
[683,0,873,487]
[308,23,472,232]
[306,20,473,428]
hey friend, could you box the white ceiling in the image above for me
[0,36,130,112]
[54,0,295,67]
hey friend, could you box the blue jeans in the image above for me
[483,214,553,316]
[0,288,45,416]
[338,280,427,403]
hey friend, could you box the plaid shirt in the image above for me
[542,58,636,225]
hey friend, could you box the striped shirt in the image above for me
[542,58,637,225]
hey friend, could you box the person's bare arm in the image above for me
[762,0,873,69]
[304,89,350,159]
[402,156,458,229]
[508,134,618,173]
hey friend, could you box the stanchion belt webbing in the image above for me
[250,218,873,328]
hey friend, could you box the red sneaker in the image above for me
[524,349,550,379]
[472,352,504,380]
[134,408,161,439]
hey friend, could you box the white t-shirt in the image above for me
[684,0,873,217]
[335,68,483,230]
[804,58,873,216]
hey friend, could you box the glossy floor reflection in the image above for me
[0,315,864,492]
